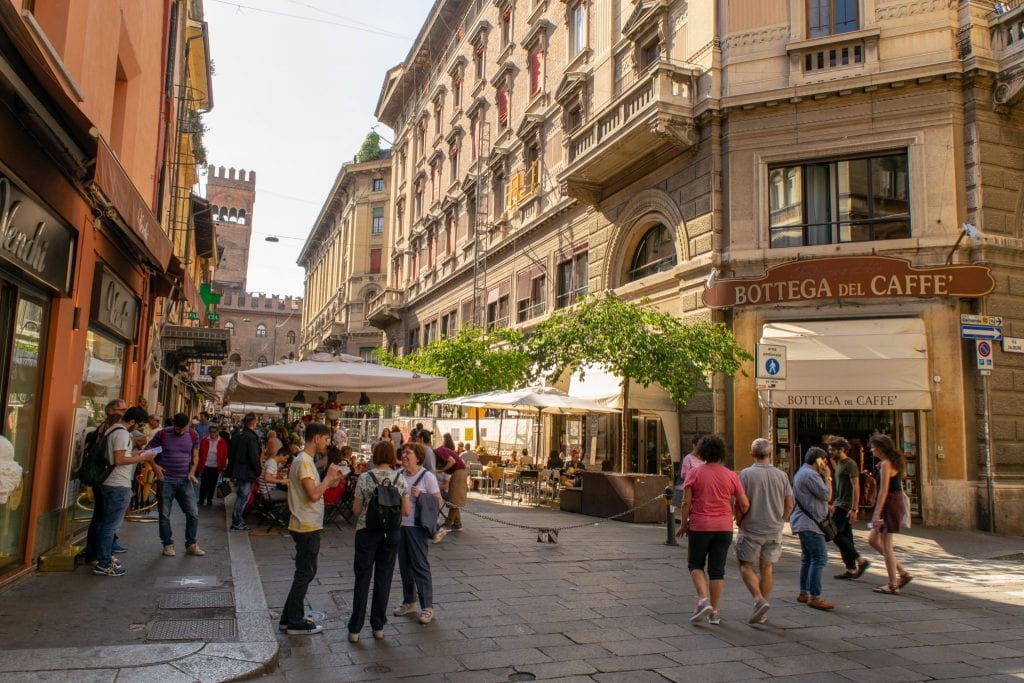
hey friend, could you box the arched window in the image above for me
[286,330,296,344]
[226,353,241,369]
[256,355,268,367]
[224,321,235,335]
[627,223,677,282]
[256,323,267,338]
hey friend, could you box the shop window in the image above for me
[627,224,677,282]
[286,330,296,344]
[256,323,267,337]
[807,0,858,38]
[769,151,910,248]
[372,206,385,234]
[556,250,588,308]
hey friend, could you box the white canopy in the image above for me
[222,402,285,416]
[757,318,932,410]
[223,352,448,406]
[434,385,620,415]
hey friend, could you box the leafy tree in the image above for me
[377,325,534,411]
[527,291,751,470]
[355,131,382,162]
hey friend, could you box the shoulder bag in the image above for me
[794,495,837,542]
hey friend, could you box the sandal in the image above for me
[873,584,901,595]
[899,574,913,588]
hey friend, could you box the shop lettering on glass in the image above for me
[703,256,995,309]
[92,265,139,340]
[0,175,75,293]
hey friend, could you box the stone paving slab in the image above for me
[253,492,1024,682]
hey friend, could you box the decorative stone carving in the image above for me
[560,179,603,207]
[875,0,954,20]
[994,71,1024,111]
[649,113,697,149]
[722,24,789,51]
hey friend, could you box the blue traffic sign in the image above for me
[765,358,781,376]
[962,325,1003,341]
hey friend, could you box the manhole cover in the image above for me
[364,665,391,674]
[159,591,235,609]
[148,618,237,640]
[509,673,536,681]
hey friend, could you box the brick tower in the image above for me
[207,164,256,292]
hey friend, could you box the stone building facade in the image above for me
[367,0,1024,531]
[299,155,392,360]
[207,164,255,291]
[217,292,302,374]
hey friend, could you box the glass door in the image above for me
[0,282,49,571]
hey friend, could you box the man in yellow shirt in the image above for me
[280,422,343,635]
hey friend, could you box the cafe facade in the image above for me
[707,255,1000,530]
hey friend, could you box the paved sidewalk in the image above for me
[253,494,1024,682]
[0,496,277,682]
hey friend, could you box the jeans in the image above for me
[347,528,400,633]
[798,530,828,598]
[232,479,255,527]
[158,478,199,547]
[199,466,220,504]
[398,526,433,609]
[282,530,321,628]
[831,506,861,570]
[86,486,132,567]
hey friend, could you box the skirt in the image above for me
[877,490,905,534]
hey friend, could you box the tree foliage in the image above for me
[355,131,382,162]
[377,325,534,408]
[527,291,752,466]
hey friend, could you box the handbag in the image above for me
[900,490,912,529]
[216,478,233,499]
[795,496,837,542]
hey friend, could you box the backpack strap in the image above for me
[411,470,426,488]
[368,471,380,486]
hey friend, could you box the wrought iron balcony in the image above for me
[558,62,698,207]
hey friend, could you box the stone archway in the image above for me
[602,188,688,289]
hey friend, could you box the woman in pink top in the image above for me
[676,434,749,625]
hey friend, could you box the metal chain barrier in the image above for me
[440,493,668,544]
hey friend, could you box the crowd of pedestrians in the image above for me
[676,432,913,626]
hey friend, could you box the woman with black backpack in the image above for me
[347,440,410,643]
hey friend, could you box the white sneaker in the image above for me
[689,598,713,623]
[749,600,771,624]
[393,603,417,616]
[162,545,175,557]
[432,528,447,544]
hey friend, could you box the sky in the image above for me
[201,0,434,297]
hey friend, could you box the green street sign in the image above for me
[208,313,220,322]
[187,311,199,320]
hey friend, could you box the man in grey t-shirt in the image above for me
[736,438,793,624]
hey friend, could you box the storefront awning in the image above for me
[161,325,230,363]
[91,136,173,271]
[758,318,932,410]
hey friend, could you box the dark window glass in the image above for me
[627,224,677,282]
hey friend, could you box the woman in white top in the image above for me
[392,442,443,625]
[258,447,289,502]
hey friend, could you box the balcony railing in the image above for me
[786,29,880,87]
[366,288,405,329]
[559,62,697,206]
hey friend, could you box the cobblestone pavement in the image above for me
[251,495,1024,682]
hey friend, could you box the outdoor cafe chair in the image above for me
[511,469,541,506]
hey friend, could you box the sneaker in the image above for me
[418,608,433,624]
[88,558,122,569]
[807,597,835,611]
[707,610,721,625]
[393,603,417,617]
[797,593,809,604]
[162,545,175,557]
[432,528,447,544]
[749,600,771,624]
[451,524,463,531]
[754,614,769,624]
[93,563,126,577]
[111,541,127,554]
[278,623,287,632]
[186,544,205,556]
[230,523,251,531]
[690,598,713,623]
[286,620,323,635]
[372,630,385,640]
[348,632,359,643]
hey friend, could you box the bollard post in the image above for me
[664,486,678,546]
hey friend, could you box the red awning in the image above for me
[92,137,172,271]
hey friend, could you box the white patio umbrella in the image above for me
[223,352,448,406]
[434,386,618,459]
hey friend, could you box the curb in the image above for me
[0,497,279,682]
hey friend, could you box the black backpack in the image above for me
[79,425,126,487]
[365,471,403,533]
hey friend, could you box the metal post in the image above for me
[664,486,678,546]
[981,373,996,532]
